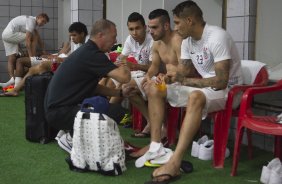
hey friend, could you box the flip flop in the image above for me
[131,132,150,138]
[180,160,193,173]
[144,173,181,184]
[144,159,194,174]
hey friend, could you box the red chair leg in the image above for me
[213,111,229,168]
[132,106,143,132]
[166,105,181,146]
[231,126,245,176]
[274,135,282,160]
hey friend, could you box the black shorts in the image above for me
[45,105,80,131]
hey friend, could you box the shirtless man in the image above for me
[142,1,242,183]
[129,9,196,156]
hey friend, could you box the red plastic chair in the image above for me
[231,80,282,176]
[167,60,269,168]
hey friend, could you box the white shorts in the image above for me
[2,29,26,56]
[112,70,146,89]
[166,83,229,119]
[30,56,47,66]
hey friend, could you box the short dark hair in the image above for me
[148,9,170,24]
[90,19,116,36]
[172,0,203,20]
[68,22,88,35]
[127,12,145,26]
[37,13,49,22]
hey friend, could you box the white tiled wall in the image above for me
[226,0,256,60]
[70,0,103,35]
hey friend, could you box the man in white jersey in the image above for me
[142,1,242,183]
[111,12,153,137]
[1,13,49,88]
[0,22,88,97]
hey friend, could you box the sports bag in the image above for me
[67,96,126,176]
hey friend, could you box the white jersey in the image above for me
[71,35,89,53]
[181,24,242,86]
[122,33,153,65]
[5,15,36,33]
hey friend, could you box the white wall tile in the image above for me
[0,6,9,17]
[43,7,54,18]
[44,29,54,39]
[71,0,78,10]
[93,0,103,11]
[227,0,245,17]
[54,7,58,18]
[32,7,43,16]
[32,0,43,7]
[21,7,32,16]
[21,0,32,7]
[244,0,250,16]
[43,0,54,7]
[78,0,92,10]
[71,10,78,22]
[9,6,21,18]
[0,1,9,5]
[0,17,9,28]
[10,0,20,6]
[226,17,245,42]
[235,42,244,59]
[93,10,103,23]
[43,19,54,29]
[78,10,92,26]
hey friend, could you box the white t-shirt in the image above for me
[5,15,36,33]
[71,35,90,53]
[121,32,153,65]
[181,24,242,86]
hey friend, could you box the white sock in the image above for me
[0,77,15,88]
[14,77,22,88]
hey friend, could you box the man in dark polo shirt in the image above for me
[44,19,132,153]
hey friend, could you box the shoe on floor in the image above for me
[198,140,214,160]
[268,166,282,184]
[260,157,282,184]
[150,148,173,165]
[191,135,209,157]
[135,142,166,168]
[120,113,132,126]
[55,130,66,141]
[58,132,72,154]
